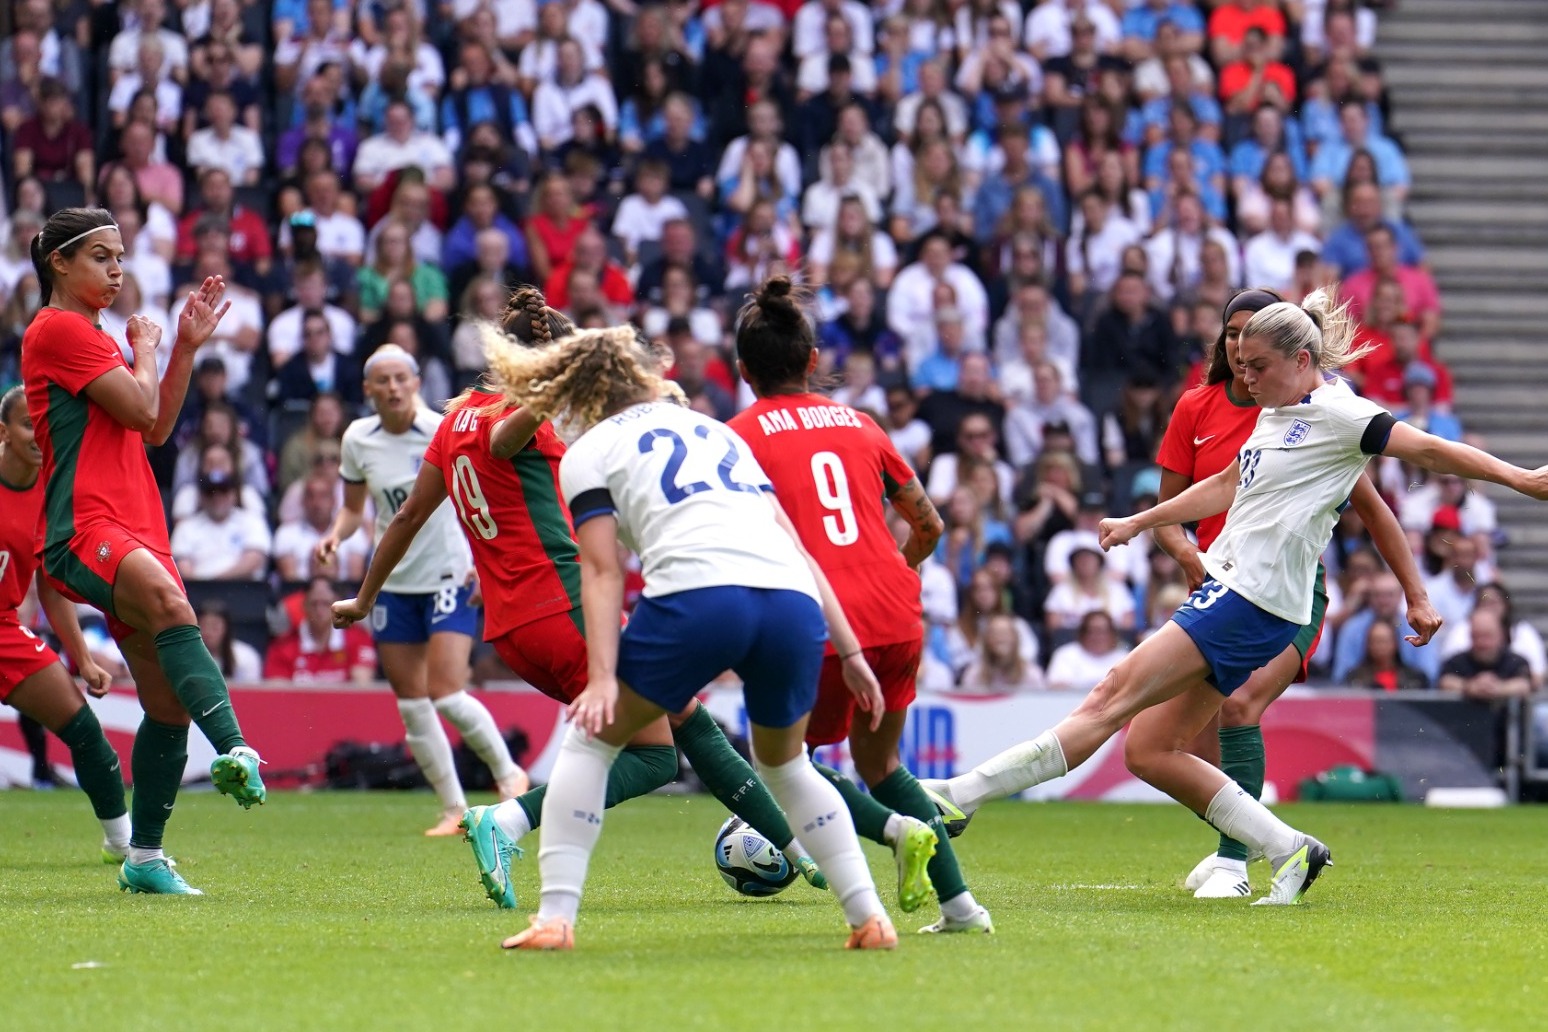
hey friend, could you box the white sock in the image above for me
[433,691,520,781]
[536,726,621,924]
[398,698,467,812]
[947,729,1068,812]
[491,798,533,842]
[127,846,164,864]
[1214,857,1249,878]
[881,812,904,846]
[101,814,131,851]
[941,890,981,921]
[1204,782,1299,863]
[784,835,810,859]
[756,751,883,928]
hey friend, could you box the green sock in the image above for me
[153,625,246,755]
[672,705,797,849]
[1217,724,1266,862]
[812,761,894,846]
[871,765,970,904]
[57,707,127,821]
[515,744,679,829]
[129,718,188,850]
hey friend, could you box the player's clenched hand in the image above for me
[568,677,618,737]
[313,534,340,569]
[1403,596,1443,647]
[125,313,161,353]
[840,654,884,731]
[175,275,232,349]
[1098,517,1138,550]
[1176,547,1208,593]
[78,658,113,698]
[332,597,371,628]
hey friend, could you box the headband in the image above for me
[52,222,119,254]
[1223,288,1285,322]
[362,344,420,379]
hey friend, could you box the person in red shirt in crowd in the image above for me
[542,225,634,311]
[1339,223,1442,340]
[660,315,735,393]
[1218,27,1296,116]
[1358,315,1454,411]
[1208,0,1286,66]
[11,78,94,196]
[728,274,995,936]
[525,173,594,284]
[174,167,274,274]
[265,577,378,684]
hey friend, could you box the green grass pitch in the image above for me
[2,792,1545,1031]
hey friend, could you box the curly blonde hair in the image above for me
[483,324,675,429]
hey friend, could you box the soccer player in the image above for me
[1157,289,1440,898]
[483,324,898,950]
[728,276,993,934]
[316,344,529,836]
[925,290,1548,905]
[0,385,130,863]
[21,207,263,896]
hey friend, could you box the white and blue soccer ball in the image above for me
[713,816,798,897]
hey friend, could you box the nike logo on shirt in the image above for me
[1194,435,1215,446]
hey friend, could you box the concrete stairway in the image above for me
[1378,0,1548,619]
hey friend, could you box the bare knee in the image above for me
[1123,735,1164,783]
[1076,667,1136,731]
[851,752,898,788]
[142,583,195,632]
[1220,693,1262,727]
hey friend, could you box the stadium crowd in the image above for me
[0,0,1538,706]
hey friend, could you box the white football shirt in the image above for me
[1203,379,1391,624]
[341,410,473,594]
[559,402,820,602]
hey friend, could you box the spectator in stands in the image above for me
[12,78,94,201]
[667,337,735,421]
[916,351,1006,458]
[167,243,265,393]
[973,123,1068,244]
[1046,610,1130,692]
[1207,0,1286,66]
[1218,26,1295,119]
[263,578,378,685]
[197,599,262,684]
[277,391,347,493]
[1141,52,1225,148]
[171,400,267,497]
[880,384,932,470]
[831,349,886,414]
[272,310,366,410]
[1100,375,1168,473]
[278,73,358,177]
[641,268,723,346]
[353,100,456,193]
[1025,2,1120,62]
[611,160,690,265]
[1396,473,1494,560]
[935,484,1013,586]
[1322,181,1424,277]
[925,411,1015,509]
[1244,197,1323,294]
[1425,533,1483,635]
[170,466,272,582]
[3,0,84,101]
[1311,101,1410,208]
[818,276,903,378]
[532,38,619,152]
[440,41,531,156]
[269,261,357,367]
[352,4,445,100]
[1438,610,1533,702]
[357,220,449,324]
[1345,619,1430,692]
[1333,568,1438,684]
[992,280,1081,371]
[1132,15,1212,104]
[1395,363,1462,442]
[1081,271,1179,416]
[185,34,263,134]
[519,2,602,95]
[1234,149,1320,238]
[290,171,366,267]
[1004,362,1100,469]
[438,185,524,281]
[1340,224,1442,339]
[1064,189,1143,307]
[118,118,184,215]
[185,91,264,186]
[809,196,898,291]
[959,614,1047,693]
[109,35,183,136]
[1144,191,1241,304]
[176,168,273,274]
[544,225,633,312]
[947,566,1040,673]
[0,30,44,135]
[1121,1,1205,64]
[1439,583,1547,690]
[618,56,679,156]
[109,0,189,82]
[889,231,990,363]
[793,0,874,60]
[723,198,801,291]
[799,21,878,101]
[525,173,594,284]
[645,92,716,198]
[910,308,972,394]
[1045,544,1136,633]
[447,227,523,308]
[0,210,43,297]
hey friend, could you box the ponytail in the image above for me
[1241,288,1372,373]
[501,284,574,346]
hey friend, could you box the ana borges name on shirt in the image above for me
[753,405,866,436]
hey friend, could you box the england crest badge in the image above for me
[1283,419,1312,446]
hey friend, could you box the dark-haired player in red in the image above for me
[728,274,992,934]
[331,288,825,910]
[1156,288,1440,898]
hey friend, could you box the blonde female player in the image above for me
[23,207,262,897]
[923,290,1548,904]
[483,325,898,951]
[315,344,529,836]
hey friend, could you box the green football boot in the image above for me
[211,747,266,809]
[119,858,202,895]
[462,806,523,909]
[892,816,939,913]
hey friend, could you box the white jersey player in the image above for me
[316,345,528,835]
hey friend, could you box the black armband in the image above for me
[1360,412,1397,455]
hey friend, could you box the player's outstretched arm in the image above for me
[571,515,626,736]
[1348,473,1441,646]
[35,571,111,696]
[888,476,945,569]
[488,408,543,459]
[1382,422,1548,500]
[1101,461,1240,549]
[332,463,448,626]
[1152,468,1207,591]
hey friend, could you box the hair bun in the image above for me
[757,275,793,302]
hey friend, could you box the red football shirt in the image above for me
[0,473,44,612]
[1155,380,1262,551]
[21,308,172,559]
[729,393,922,649]
[262,624,377,684]
[423,391,581,640]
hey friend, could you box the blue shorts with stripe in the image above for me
[371,585,479,644]
[618,585,826,729]
[1169,580,1299,695]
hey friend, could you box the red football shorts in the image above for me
[805,640,922,748]
[0,617,62,702]
[45,521,182,642]
[490,609,589,704]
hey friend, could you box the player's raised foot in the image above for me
[844,913,898,950]
[1253,836,1332,906]
[791,853,828,891]
[501,915,574,951]
[892,816,939,913]
[118,858,201,895]
[1193,866,1252,899]
[919,906,995,935]
[210,747,266,809]
[495,769,531,800]
[425,808,465,837]
[462,806,523,909]
[919,780,974,839]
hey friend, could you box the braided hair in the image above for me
[501,284,574,345]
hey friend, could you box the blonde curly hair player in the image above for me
[482,325,903,952]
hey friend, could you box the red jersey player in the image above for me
[1155,287,1439,899]
[21,208,262,895]
[0,384,129,861]
[727,275,993,935]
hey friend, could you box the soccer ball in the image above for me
[713,816,797,897]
